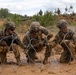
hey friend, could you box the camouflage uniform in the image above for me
[50,19,76,63]
[23,22,53,64]
[0,22,24,65]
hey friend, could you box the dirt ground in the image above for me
[0,50,76,75]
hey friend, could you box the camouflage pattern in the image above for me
[0,46,7,63]
[50,29,76,63]
[0,22,24,65]
[57,19,68,28]
[29,22,40,32]
[23,22,53,64]
[5,22,16,30]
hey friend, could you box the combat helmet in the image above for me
[5,22,16,31]
[29,22,41,33]
[57,19,68,28]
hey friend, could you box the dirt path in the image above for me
[0,51,76,75]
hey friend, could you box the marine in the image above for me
[0,22,25,65]
[23,21,53,64]
[49,19,76,63]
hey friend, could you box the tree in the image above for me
[0,8,9,18]
[72,11,75,16]
[69,5,73,14]
[65,6,68,14]
[54,9,57,15]
[38,9,43,16]
[57,8,61,16]
[65,6,68,12]
[70,5,73,9]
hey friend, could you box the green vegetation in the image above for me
[0,8,24,26]
[32,11,54,26]
[0,5,76,29]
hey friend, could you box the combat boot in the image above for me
[16,57,22,66]
[27,58,35,64]
[0,54,7,64]
[43,58,48,64]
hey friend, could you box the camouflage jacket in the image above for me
[23,26,50,48]
[52,29,76,47]
[0,29,24,49]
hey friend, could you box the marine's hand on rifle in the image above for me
[47,34,53,40]
[42,34,53,46]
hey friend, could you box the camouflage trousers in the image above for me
[0,44,20,64]
[60,40,76,63]
[27,43,51,63]
[0,46,7,63]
